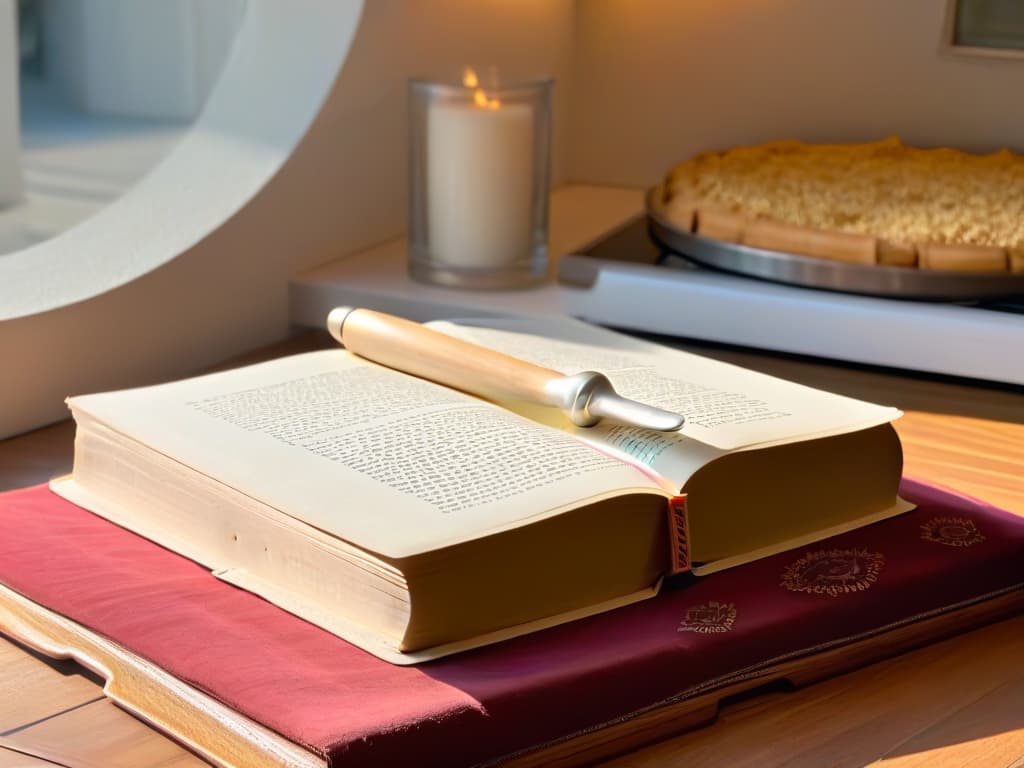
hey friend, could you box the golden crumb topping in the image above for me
[666,137,1024,249]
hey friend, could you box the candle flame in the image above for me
[464,66,501,109]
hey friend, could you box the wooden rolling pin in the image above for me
[327,307,685,431]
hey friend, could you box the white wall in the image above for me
[570,0,1024,187]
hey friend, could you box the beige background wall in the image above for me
[8,0,1024,438]
[569,0,1024,187]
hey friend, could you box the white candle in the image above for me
[426,95,534,269]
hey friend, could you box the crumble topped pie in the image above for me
[658,137,1024,273]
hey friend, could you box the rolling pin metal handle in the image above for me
[544,372,685,431]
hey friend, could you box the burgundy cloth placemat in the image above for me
[0,479,1021,766]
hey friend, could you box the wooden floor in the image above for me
[0,331,1021,768]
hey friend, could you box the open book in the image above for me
[53,315,911,663]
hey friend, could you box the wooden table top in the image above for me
[1,330,1021,768]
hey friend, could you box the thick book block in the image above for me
[56,317,911,660]
[0,480,1021,767]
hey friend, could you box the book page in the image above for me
[430,316,902,483]
[68,351,661,558]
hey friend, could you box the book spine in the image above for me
[666,495,690,575]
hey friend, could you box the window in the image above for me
[947,0,1024,57]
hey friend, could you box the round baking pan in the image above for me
[646,186,1024,301]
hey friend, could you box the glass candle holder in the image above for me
[408,73,553,289]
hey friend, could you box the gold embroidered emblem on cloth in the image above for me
[920,517,985,547]
[781,548,885,597]
[677,601,737,634]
